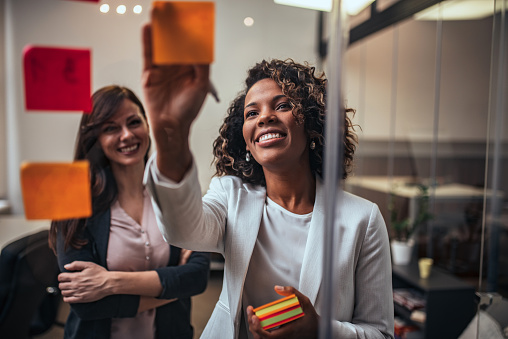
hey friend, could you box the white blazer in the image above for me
[144,155,394,339]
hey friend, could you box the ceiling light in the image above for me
[273,0,376,14]
[274,0,332,12]
[244,17,254,27]
[414,0,497,21]
[99,4,109,13]
[133,5,143,14]
[345,0,375,16]
[116,5,126,15]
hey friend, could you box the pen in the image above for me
[209,80,220,103]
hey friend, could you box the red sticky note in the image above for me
[20,161,92,220]
[152,1,214,65]
[23,45,92,112]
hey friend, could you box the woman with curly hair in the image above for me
[142,23,393,339]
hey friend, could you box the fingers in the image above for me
[63,261,90,272]
[274,285,295,297]
[276,286,312,314]
[248,287,318,338]
[194,64,210,83]
[58,272,72,282]
[142,23,153,72]
[247,306,265,339]
[179,249,193,266]
[58,280,83,303]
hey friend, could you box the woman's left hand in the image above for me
[247,286,319,339]
[59,261,112,303]
[179,248,193,266]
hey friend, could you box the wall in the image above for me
[344,16,493,142]
[1,0,319,214]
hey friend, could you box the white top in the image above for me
[107,190,170,339]
[240,197,312,338]
[144,155,394,339]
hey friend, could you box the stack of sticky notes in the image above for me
[253,294,304,331]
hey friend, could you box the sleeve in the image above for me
[144,152,228,254]
[155,249,211,300]
[332,204,395,339]
[55,223,140,321]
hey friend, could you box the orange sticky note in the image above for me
[23,45,92,112]
[151,1,214,65]
[20,161,92,220]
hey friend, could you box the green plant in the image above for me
[389,184,432,242]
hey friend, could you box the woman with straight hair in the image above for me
[49,85,210,339]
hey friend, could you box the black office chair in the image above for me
[0,229,62,338]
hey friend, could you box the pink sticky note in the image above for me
[23,45,92,112]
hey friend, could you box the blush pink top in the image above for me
[107,190,170,339]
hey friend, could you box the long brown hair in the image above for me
[48,85,148,253]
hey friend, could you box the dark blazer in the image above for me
[56,209,210,339]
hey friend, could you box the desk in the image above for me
[0,216,49,250]
[346,176,497,223]
[392,263,476,339]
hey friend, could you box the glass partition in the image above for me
[343,1,508,337]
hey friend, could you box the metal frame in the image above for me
[318,0,445,58]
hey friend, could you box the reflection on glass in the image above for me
[344,1,507,336]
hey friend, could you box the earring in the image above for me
[310,140,316,150]
[246,151,251,162]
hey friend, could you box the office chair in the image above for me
[0,229,62,338]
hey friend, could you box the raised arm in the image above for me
[141,23,210,182]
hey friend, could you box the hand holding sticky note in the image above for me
[151,1,215,65]
[253,294,305,331]
[20,161,92,220]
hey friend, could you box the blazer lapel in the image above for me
[227,186,265,332]
[298,179,325,304]
[86,209,111,267]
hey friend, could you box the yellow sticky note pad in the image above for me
[20,161,92,220]
[152,1,214,64]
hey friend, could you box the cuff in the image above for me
[144,152,197,189]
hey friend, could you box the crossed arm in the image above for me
[58,250,192,313]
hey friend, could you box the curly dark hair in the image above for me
[212,58,357,186]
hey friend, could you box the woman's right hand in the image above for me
[59,261,112,303]
[141,23,210,180]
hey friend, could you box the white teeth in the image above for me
[120,145,138,152]
[258,133,282,142]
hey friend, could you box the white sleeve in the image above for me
[143,152,227,254]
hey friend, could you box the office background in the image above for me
[1,0,507,338]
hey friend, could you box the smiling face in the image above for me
[97,98,150,169]
[242,78,309,173]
